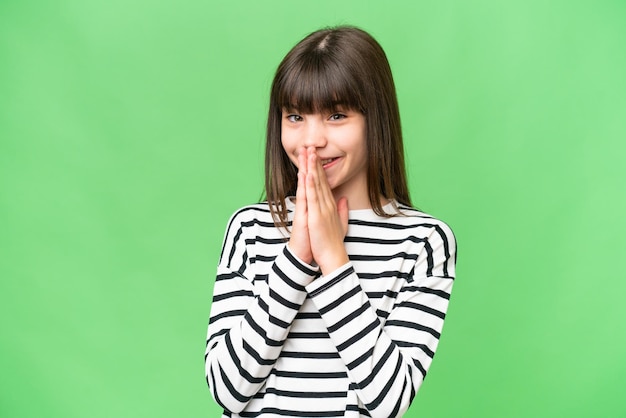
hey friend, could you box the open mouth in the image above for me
[321,157,339,168]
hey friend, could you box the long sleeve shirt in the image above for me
[205,200,456,417]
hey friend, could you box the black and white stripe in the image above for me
[206,200,456,417]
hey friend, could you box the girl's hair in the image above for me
[264,26,411,228]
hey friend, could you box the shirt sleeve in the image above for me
[305,220,457,418]
[204,209,319,413]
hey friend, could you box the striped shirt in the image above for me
[205,199,456,417]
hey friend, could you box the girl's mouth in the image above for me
[321,157,339,168]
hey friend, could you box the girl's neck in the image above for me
[332,191,368,210]
[331,191,390,211]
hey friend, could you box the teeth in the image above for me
[321,158,334,165]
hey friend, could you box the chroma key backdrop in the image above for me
[1,0,625,417]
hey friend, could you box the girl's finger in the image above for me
[298,147,307,176]
[318,156,334,209]
[288,149,313,263]
[336,196,349,235]
[305,150,319,209]
[309,147,334,213]
[295,147,308,220]
[295,171,306,218]
[306,146,317,187]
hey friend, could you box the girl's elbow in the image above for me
[205,360,252,414]
[206,377,249,414]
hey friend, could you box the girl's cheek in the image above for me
[281,137,297,157]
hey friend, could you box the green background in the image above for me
[1,0,625,416]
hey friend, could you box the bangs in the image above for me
[276,55,365,113]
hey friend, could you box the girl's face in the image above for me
[281,107,369,207]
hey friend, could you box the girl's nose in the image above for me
[303,121,327,148]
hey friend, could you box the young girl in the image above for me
[205,26,456,417]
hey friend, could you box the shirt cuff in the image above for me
[305,261,354,297]
[278,245,321,288]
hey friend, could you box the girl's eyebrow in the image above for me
[282,101,352,114]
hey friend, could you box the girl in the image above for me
[205,26,456,417]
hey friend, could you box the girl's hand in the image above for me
[287,148,313,264]
[305,147,350,275]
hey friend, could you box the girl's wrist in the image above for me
[287,241,313,265]
[318,252,350,276]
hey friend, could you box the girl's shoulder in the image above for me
[228,202,275,218]
[222,201,291,237]
[352,200,448,224]
[394,203,450,225]
[223,202,280,228]
[393,204,457,251]
[349,201,455,240]
[220,202,293,250]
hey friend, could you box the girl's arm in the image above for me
[204,208,319,413]
[306,220,456,418]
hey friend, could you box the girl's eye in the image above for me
[286,114,302,122]
[329,113,346,121]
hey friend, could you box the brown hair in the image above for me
[264,26,411,227]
